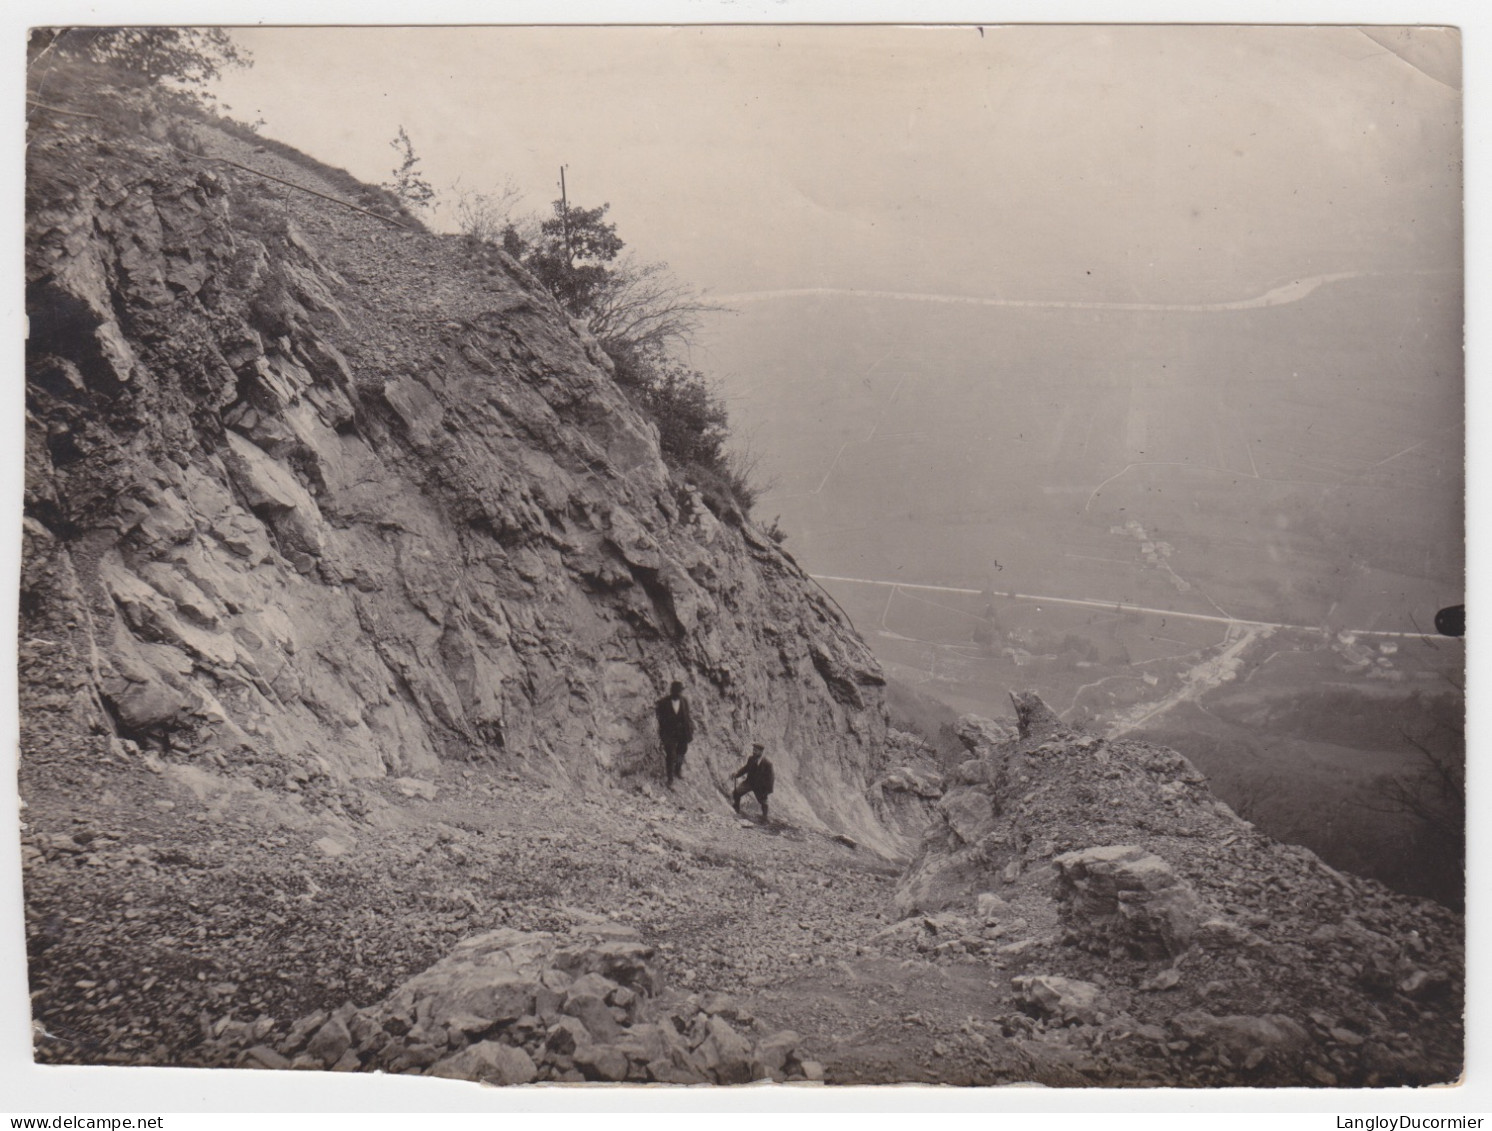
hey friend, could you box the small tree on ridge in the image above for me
[385,126,436,214]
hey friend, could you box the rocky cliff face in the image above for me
[22,75,894,853]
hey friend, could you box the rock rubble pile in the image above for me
[881,691,1462,1086]
[204,921,815,1085]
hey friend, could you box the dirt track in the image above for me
[22,740,1133,1084]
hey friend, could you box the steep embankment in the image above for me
[22,73,891,848]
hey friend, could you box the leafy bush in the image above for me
[516,199,624,317]
[30,27,249,88]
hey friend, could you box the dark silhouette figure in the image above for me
[655,681,694,787]
[732,743,775,822]
[1436,604,1465,637]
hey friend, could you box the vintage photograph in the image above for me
[18,22,1463,1093]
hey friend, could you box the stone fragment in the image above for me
[1012,974,1106,1025]
[950,758,992,786]
[976,892,1011,920]
[281,1009,328,1055]
[305,1014,351,1065]
[400,1043,444,1069]
[1053,845,1203,958]
[429,1041,537,1085]
[754,1029,800,1075]
[392,777,438,800]
[648,1059,707,1085]
[566,971,622,1001]
[533,985,563,1025]
[544,1017,590,1057]
[239,1045,291,1070]
[1306,1062,1339,1086]
[1140,967,1182,992]
[612,1022,669,1067]
[693,1014,756,1084]
[573,1043,630,1082]
[562,991,622,1043]
[551,939,661,995]
[699,992,744,1021]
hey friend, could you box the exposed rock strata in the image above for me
[23,79,894,853]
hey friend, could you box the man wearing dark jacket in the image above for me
[655,681,694,787]
[732,743,775,822]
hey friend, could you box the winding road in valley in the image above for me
[810,573,1446,640]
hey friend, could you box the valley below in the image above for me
[702,285,1465,911]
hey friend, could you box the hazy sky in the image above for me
[210,24,1461,305]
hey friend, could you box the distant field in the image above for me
[702,271,1462,632]
[703,275,1464,904]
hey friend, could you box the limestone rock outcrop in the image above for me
[867,728,946,841]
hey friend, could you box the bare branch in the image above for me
[449,178,524,244]
[585,255,729,356]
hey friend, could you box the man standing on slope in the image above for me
[731,743,775,823]
[655,680,694,788]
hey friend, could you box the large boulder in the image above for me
[1053,845,1204,958]
[429,1041,538,1085]
[1012,974,1107,1025]
[954,713,1015,752]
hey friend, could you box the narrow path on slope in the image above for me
[419,773,1043,1084]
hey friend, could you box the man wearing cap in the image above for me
[655,680,694,787]
[731,743,776,822]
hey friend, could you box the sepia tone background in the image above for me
[8,1,1487,1119]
